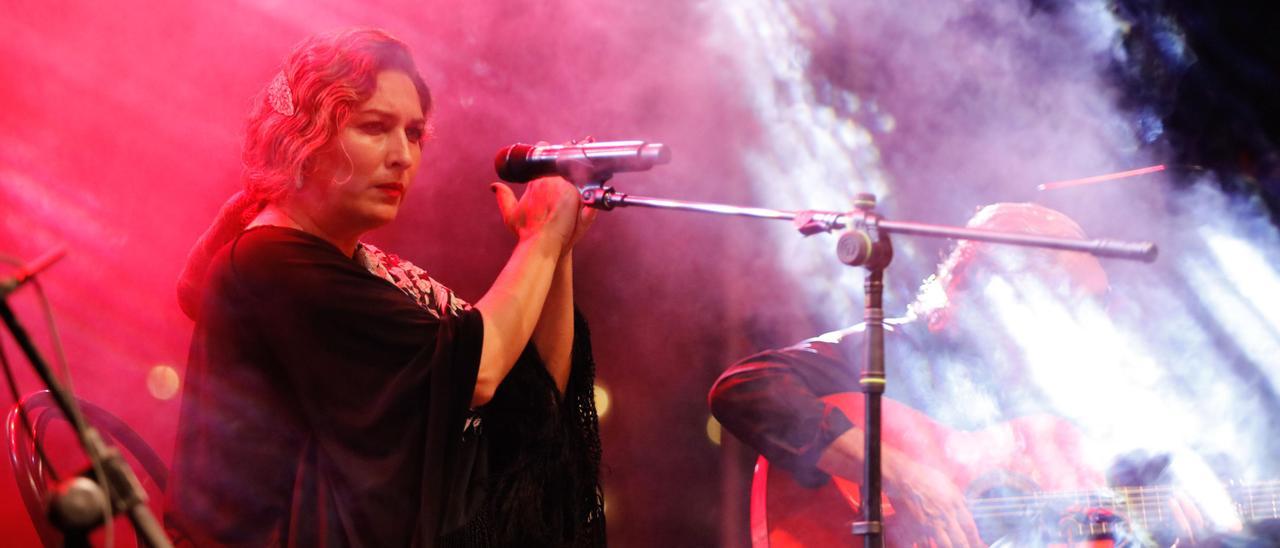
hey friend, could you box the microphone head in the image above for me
[494,140,673,184]
[494,143,539,183]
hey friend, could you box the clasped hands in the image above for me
[491,176,597,256]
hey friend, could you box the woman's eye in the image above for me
[406,128,424,143]
[360,122,386,134]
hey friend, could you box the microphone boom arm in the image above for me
[581,185,1158,262]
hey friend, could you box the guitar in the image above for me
[752,393,1280,547]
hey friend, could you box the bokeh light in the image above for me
[593,384,611,420]
[146,365,180,401]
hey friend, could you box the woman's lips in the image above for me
[375,182,404,197]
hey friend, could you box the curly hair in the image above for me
[242,28,431,204]
[178,28,432,319]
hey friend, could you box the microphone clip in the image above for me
[580,183,621,211]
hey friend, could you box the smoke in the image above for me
[2,0,1278,545]
[708,0,1280,538]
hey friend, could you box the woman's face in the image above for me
[300,70,426,237]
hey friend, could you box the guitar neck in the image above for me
[968,480,1280,536]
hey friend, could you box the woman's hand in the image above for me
[473,177,587,407]
[564,193,598,254]
[491,177,583,251]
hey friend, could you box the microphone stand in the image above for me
[579,184,1157,261]
[578,181,1157,547]
[1,270,173,547]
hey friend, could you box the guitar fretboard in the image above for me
[967,480,1280,538]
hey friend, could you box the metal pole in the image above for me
[593,189,1158,262]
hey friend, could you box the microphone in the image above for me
[1,246,67,299]
[494,140,671,183]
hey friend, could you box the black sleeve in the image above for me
[231,229,480,445]
[230,228,484,542]
[441,309,605,546]
[708,329,863,487]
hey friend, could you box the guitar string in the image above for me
[969,500,1280,522]
[966,484,1280,515]
[964,481,1280,508]
[882,485,1280,538]
[968,495,1280,515]
[965,479,1280,501]
[967,491,1280,513]
[879,482,1280,537]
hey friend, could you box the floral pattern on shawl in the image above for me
[356,242,470,319]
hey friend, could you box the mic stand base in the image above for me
[0,299,173,548]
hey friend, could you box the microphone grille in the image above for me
[494,143,537,182]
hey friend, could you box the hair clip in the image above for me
[267,71,296,117]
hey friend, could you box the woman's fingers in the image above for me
[490,182,519,232]
[579,201,599,226]
[492,177,583,249]
[529,177,583,240]
[566,195,599,249]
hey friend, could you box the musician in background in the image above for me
[710,203,1177,547]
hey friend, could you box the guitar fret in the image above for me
[1115,488,1130,529]
[1119,487,1129,526]
[1156,485,1164,523]
[1237,484,1245,520]
[1139,486,1150,529]
[1242,484,1250,521]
